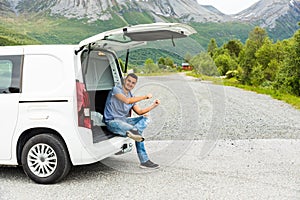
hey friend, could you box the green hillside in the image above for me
[189,22,255,47]
[0,9,292,54]
[0,12,255,47]
[0,23,40,45]
[0,13,128,45]
[0,14,257,69]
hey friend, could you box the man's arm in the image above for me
[132,99,160,115]
[115,93,152,104]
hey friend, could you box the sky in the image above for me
[197,0,260,14]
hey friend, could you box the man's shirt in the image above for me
[103,84,135,122]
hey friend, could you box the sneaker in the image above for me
[126,130,144,142]
[140,160,160,169]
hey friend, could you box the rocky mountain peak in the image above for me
[233,0,300,28]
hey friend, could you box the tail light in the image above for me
[76,81,91,129]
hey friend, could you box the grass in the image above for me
[122,11,154,25]
[0,13,128,45]
[222,80,300,110]
[185,72,300,110]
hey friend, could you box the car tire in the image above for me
[21,133,71,184]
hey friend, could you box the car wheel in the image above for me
[21,133,71,184]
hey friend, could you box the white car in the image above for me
[0,23,196,184]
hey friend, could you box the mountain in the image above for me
[233,0,300,39]
[0,0,299,46]
[6,0,231,23]
[3,0,299,29]
[0,0,14,16]
[201,5,227,16]
[233,0,299,28]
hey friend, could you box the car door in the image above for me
[0,47,23,160]
[78,22,196,52]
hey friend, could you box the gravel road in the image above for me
[137,73,300,140]
[0,73,299,200]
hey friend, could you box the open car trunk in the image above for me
[78,23,196,143]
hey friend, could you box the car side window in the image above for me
[0,55,22,93]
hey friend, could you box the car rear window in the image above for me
[0,55,22,93]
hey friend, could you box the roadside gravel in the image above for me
[136,73,300,141]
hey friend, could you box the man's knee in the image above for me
[107,120,133,136]
[141,115,151,124]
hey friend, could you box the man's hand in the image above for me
[146,93,153,99]
[153,99,160,106]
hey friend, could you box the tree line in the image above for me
[189,24,300,97]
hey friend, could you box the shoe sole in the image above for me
[139,165,160,169]
[126,132,144,142]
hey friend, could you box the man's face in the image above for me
[124,76,137,91]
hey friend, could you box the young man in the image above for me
[103,73,160,169]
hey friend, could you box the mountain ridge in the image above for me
[233,0,299,28]
[5,0,231,23]
[0,0,299,45]
[4,0,299,30]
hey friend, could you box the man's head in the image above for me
[123,73,138,91]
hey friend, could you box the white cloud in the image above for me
[197,0,260,14]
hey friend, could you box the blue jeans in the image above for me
[106,116,150,163]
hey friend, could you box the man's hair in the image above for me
[126,73,138,81]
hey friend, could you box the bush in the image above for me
[225,70,239,79]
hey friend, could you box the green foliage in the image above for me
[184,52,193,63]
[250,64,266,86]
[223,39,243,58]
[214,53,238,75]
[143,58,160,74]
[0,24,40,45]
[189,22,254,47]
[225,70,239,79]
[136,56,176,74]
[252,38,283,85]
[207,38,217,57]
[239,26,268,84]
[220,76,300,110]
[164,57,174,68]
[190,52,218,76]
[274,30,300,96]
[0,13,127,45]
[122,11,154,25]
[157,57,165,66]
[202,25,300,99]
[121,48,184,67]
